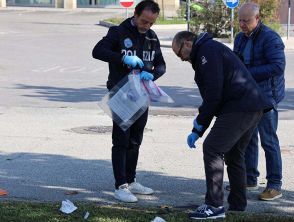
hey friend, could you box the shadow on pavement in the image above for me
[14,84,294,110]
[0,152,205,207]
[14,84,201,108]
[0,152,293,215]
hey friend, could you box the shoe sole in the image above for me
[114,195,138,203]
[259,193,282,201]
[190,213,226,220]
[129,190,154,195]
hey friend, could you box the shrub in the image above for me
[185,0,284,37]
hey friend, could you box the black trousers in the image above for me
[112,109,148,189]
[203,111,262,210]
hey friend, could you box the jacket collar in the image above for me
[120,17,146,36]
[245,21,263,39]
[190,32,213,62]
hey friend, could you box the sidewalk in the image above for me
[160,37,294,50]
[102,22,294,50]
[0,106,293,215]
[0,7,293,216]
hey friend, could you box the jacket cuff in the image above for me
[192,127,203,137]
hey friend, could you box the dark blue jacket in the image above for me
[190,33,273,136]
[234,22,285,106]
[92,17,166,90]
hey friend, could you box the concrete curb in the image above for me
[98,21,294,50]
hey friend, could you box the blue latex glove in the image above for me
[193,119,203,132]
[123,55,144,68]
[187,132,199,148]
[140,71,154,81]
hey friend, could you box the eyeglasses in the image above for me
[176,41,184,58]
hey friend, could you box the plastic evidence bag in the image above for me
[99,72,150,131]
[142,80,174,103]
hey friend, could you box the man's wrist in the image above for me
[191,127,201,136]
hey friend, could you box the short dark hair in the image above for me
[135,0,160,16]
[173,31,196,46]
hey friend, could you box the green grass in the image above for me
[0,202,294,222]
[104,17,186,25]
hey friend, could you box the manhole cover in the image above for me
[69,126,152,135]
[70,126,112,134]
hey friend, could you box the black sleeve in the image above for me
[195,44,224,135]
[92,26,123,64]
[152,36,166,80]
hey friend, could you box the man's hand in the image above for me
[187,132,199,148]
[140,71,154,81]
[123,55,144,68]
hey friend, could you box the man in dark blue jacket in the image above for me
[234,2,285,201]
[92,0,166,203]
[172,31,272,219]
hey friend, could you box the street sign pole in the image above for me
[231,9,234,43]
[287,0,291,39]
[187,0,190,31]
[224,0,239,43]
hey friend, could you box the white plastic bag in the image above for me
[59,199,77,214]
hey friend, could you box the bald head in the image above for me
[238,2,260,36]
[239,2,260,17]
[172,31,196,62]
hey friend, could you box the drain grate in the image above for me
[70,126,112,134]
[70,126,152,135]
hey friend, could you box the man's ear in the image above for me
[185,40,193,49]
[256,14,260,22]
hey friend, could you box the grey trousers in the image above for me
[203,111,262,210]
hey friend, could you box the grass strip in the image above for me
[0,201,293,222]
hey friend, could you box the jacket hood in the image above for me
[190,32,213,61]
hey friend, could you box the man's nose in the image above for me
[239,23,246,28]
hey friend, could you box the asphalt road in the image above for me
[0,8,294,118]
[0,8,294,215]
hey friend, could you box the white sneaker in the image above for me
[114,184,138,203]
[128,181,154,195]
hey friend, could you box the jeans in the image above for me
[111,109,148,189]
[245,107,282,190]
[203,111,262,210]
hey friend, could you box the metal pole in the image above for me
[187,0,190,31]
[287,0,291,39]
[161,0,164,19]
[231,8,234,43]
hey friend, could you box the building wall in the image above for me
[278,0,294,24]
[156,0,180,17]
